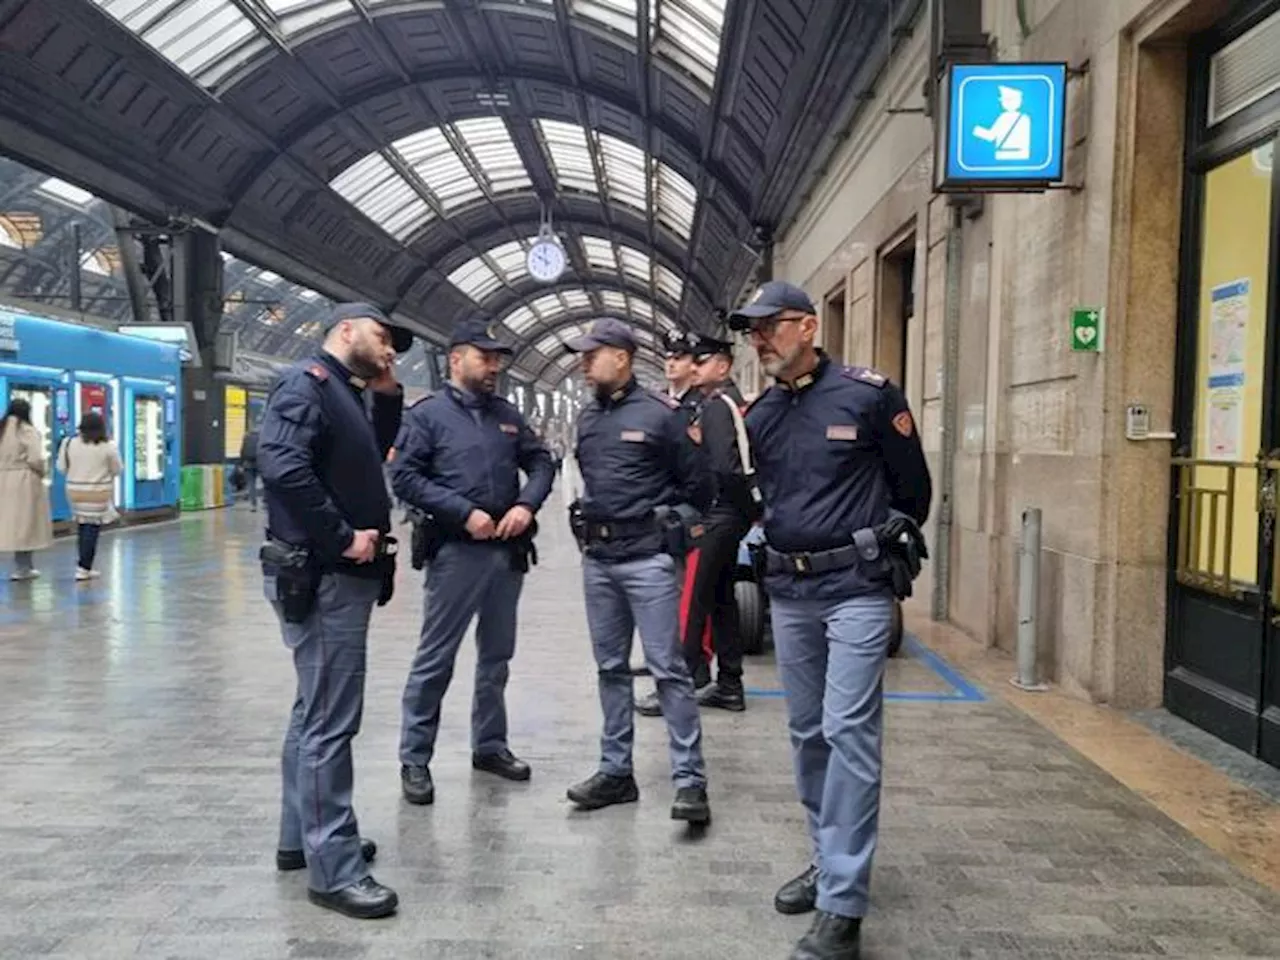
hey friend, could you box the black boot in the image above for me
[697,681,746,712]
[774,865,818,915]
[472,748,532,781]
[671,786,711,824]
[789,912,861,960]
[566,771,639,810]
[307,876,399,920]
[400,765,434,805]
[276,838,377,872]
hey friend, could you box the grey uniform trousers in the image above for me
[400,540,525,768]
[583,552,706,788]
[271,572,381,894]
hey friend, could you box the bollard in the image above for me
[1011,507,1049,692]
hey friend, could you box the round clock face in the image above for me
[527,239,566,283]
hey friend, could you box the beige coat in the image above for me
[0,419,53,552]
[58,436,122,525]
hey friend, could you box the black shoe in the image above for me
[635,691,662,717]
[307,876,398,920]
[775,864,819,915]
[670,785,711,824]
[401,765,434,805]
[630,661,650,677]
[276,838,377,872]
[789,912,861,960]
[566,771,639,810]
[472,748,531,782]
[697,682,746,712]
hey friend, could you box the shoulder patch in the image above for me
[646,389,680,410]
[304,363,330,382]
[842,366,887,388]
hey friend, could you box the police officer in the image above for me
[391,320,556,805]
[258,301,413,920]
[730,281,931,960]
[563,318,714,823]
[684,334,759,709]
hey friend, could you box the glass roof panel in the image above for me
[653,0,728,90]
[534,332,564,354]
[539,120,598,195]
[330,153,432,240]
[448,258,504,301]
[505,306,540,334]
[655,264,684,302]
[90,0,268,88]
[580,236,617,273]
[570,0,638,38]
[559,290,591,310]
[655,163,697,239]
[598,134,648,212]
[601,291,629,313]
[487,239,533,285]
[396,128,477,212]
[455,118,532,196]
[616,247,651,284]
[37,178,96,206]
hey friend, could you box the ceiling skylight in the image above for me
[329,119,532,243]
[538,120,698,242]
[37,178,95,207]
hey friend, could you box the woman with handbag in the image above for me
[58,411,122,581]
[0,397,53,581]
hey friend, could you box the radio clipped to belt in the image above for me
[407,507,443,570]
[654,503,705,556]
[374,534,399,607]
[260,538,318,624]
[567,499,588,552]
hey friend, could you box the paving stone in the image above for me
[0,505,1278,959]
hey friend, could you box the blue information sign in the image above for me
[938,61,1068,190]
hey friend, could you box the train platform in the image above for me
[2,503,1280,960]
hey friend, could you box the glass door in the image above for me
[1168,134,1279,764]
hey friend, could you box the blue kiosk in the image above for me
[0,307,183,522]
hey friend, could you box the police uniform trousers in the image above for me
[769,589,896,918]
[583,552,706,787]
[273,572,381,894]
[681,513,753,686]
[400,540,524,769]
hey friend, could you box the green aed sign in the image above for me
[1070,307,1103,352]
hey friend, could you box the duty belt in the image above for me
[581,516,655,542]
[764,527,880,576]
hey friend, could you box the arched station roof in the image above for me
[0,0,921,387]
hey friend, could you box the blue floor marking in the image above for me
[745,634,987,704]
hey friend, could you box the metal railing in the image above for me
[1171,458,1260,600]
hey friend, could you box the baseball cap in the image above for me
[565,318,637,353]
[325,302,415,353]
[450,318,513,354]
[726,281,817,331]
[692,334,734,360]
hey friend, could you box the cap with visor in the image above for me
[726,281,817,332]
[324,301,415,354]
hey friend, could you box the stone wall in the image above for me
[756,0,1228,706]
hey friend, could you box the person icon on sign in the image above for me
[972,85,1030,161]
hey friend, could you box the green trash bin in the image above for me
[180,466,204,512]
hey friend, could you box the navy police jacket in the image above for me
[257,351,403,568]
[575,378,714,561]
[745,353,932,600]
[390,383,556,537]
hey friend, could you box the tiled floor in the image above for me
[3,502,1280,959]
